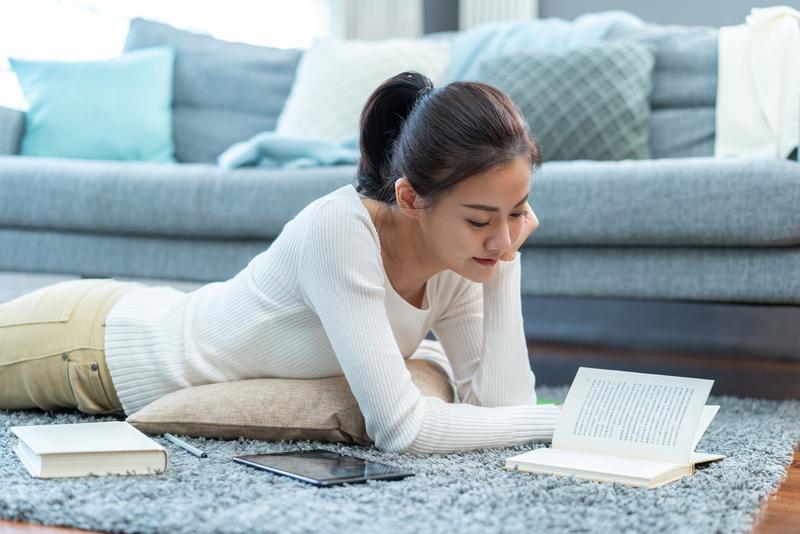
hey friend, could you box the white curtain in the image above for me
[459,0,538,30]
[335,0,424,39]
[0,0,338,108]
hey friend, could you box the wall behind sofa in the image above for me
[538,0,800,27]
[424,0,800,32]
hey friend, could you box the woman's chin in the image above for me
[456,261,496,283]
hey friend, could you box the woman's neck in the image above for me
[363,198,438,305]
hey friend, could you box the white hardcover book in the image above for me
[504,368,725,488]
[10,421,168,478]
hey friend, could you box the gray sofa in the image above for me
[1,18,799,366]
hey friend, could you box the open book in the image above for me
[504,367,725,488]
[10,421,167,478]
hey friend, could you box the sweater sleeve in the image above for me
[298,198,559,454]
[431,252,539,407]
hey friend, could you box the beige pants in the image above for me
[0,278,140,415]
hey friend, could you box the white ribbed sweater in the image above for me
[104,184,560,454]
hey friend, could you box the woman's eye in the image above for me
[468,213,524,228]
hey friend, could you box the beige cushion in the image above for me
[275,38,450,142]
[127,360,454,446]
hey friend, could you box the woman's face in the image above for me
[418,155,538,283]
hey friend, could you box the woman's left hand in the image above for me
[498,202,538,261]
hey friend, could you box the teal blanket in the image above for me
[217,132,359,169]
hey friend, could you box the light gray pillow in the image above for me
[0,106,24,155]
[478,43,654,161]
[124,18,302,164]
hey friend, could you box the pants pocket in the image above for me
[0,353,75,411]
[0,280,99,328]
[67,360,115,414]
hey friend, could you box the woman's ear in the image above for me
[395,177,424,220]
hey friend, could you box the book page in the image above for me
[690,452,725,464]
[692,405,719,451]
[508,448,679,481]
[552,367,713,464]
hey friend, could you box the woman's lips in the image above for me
[473,257,498,266]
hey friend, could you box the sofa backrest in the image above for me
[0,106,23,155]
[3,19,722,164]
[124,18,302,164]
[606,23,717,159]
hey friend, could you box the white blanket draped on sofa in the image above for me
[716,6,800,159]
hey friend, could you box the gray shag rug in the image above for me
[1,386,798,534]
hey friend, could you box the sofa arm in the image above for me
[0,105,24,155]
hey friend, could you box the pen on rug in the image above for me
[164,433,208,458]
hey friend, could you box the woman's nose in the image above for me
[486,220,514,251]
[530,210,540,231]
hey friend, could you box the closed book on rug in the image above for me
[504,367,725,488]
[10,421,167,478]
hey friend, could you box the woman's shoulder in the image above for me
[300,184,369,221]
[292,184,380,248]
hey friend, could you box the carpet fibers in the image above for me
[1,386,798,534]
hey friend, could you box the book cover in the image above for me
[10,421,168,478]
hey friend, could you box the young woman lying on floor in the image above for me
[0,71,561,454]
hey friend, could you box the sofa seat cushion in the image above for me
[0,156,798,246]
[0,156,356,240]
[529,157,800,246]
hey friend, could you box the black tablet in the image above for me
[233,449,415,487]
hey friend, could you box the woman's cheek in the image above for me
[510,220,524,242]
[455,228,476,252]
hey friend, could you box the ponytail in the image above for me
[356,71,433,204]
[356,72,541,211]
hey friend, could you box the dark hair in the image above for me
[356,71,542,208]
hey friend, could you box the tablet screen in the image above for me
[235,450,413,484]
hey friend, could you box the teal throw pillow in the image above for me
[478,43,654,161]
[10,46,176,162]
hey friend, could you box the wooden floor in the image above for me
[752,448,800,534]
[0,523,102,533]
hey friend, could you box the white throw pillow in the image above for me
[275,38,451,143]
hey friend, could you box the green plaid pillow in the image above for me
[478,43,655,161]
